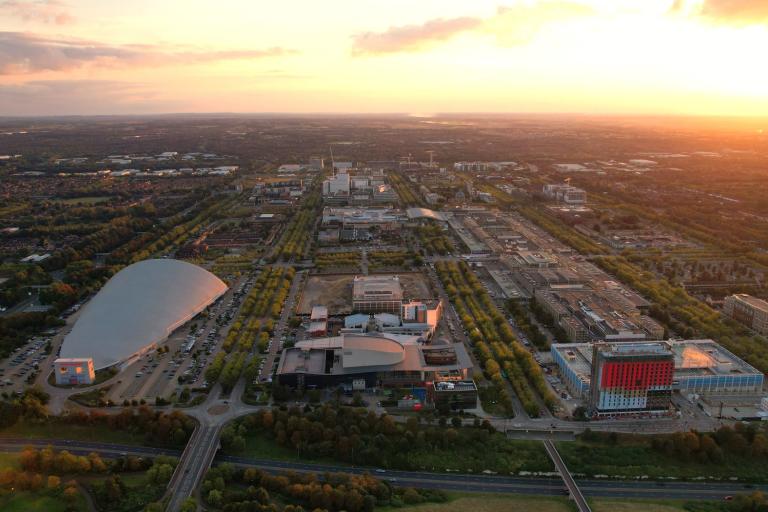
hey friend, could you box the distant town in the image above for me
[1,114,767,512]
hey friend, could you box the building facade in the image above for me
[589,342,673,417]
[54,358,96,385]
[429,381,478,410]
[553,339,763,408]
[724,294,768,335]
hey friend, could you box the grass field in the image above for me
[53,196,111,205]
[0,452,19,469]
[0,491,87,512]
[385,494,694,512]
[0,420,146,446]
[383,494,576,512]
[590,499,688,512]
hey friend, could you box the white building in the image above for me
[542,184,587,204]
[54,358,95,385]
[323,173,351,196]
[553,163,587,173]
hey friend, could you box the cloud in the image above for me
[0,0,73,25]
[0,32,294,74]
[669,0,768,24]
[351,1,594,55]
[699,0,768,22]
[351,17,483,55]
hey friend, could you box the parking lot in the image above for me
[0,335,53,395]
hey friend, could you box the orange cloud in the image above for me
[0,32,294,74]
[700,0,768,22]
[670,0,768,24]
[351,17,483,55]
[351,2,594,55]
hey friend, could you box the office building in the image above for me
[590,342,674,417]
[542,184,587,204]
[553,339,764,403]
[724,294,768,335]
[54,358,96,385]
[429,380,478,410]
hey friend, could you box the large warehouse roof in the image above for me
[60,259,227,370]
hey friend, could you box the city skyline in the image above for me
[1,0,768,116]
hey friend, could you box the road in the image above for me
[0,437,758,502]
[166,424,223,512]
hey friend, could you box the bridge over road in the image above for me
[544,439,592,512]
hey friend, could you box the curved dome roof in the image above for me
[341,335,405,369]
[60,259,227,370]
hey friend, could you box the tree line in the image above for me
[220,405,552,475]
[436,260,557,417]
[201,462,450,512]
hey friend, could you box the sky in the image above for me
[1,0,768,116]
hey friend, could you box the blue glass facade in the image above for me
[552,346,590,397]
[675,373,763,394]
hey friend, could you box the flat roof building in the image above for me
[310,305,328,322]
[54,358,95,386]
[543,184,587,205]
[321,207,403,231]
[553,339,764,402]
[724,294,768,336]
[429,380,479,410]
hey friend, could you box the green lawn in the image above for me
[0,491,87,512]
[0,420,146,446]
[0,452,19,469]
[590,499,690,512]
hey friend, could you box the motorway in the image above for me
[0,437,760,502]
[166,424,222,512]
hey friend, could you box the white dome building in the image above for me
[59,259,227,370]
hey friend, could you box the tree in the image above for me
[63,485,79,504]
[179,498,197,512]
[207,489,223,507]
[47,474,61,489]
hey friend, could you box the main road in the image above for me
[0,438,756,502]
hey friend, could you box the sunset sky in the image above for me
[1,0,767,116]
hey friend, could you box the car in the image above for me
[724,496,734,501]
[375,469,386,473]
